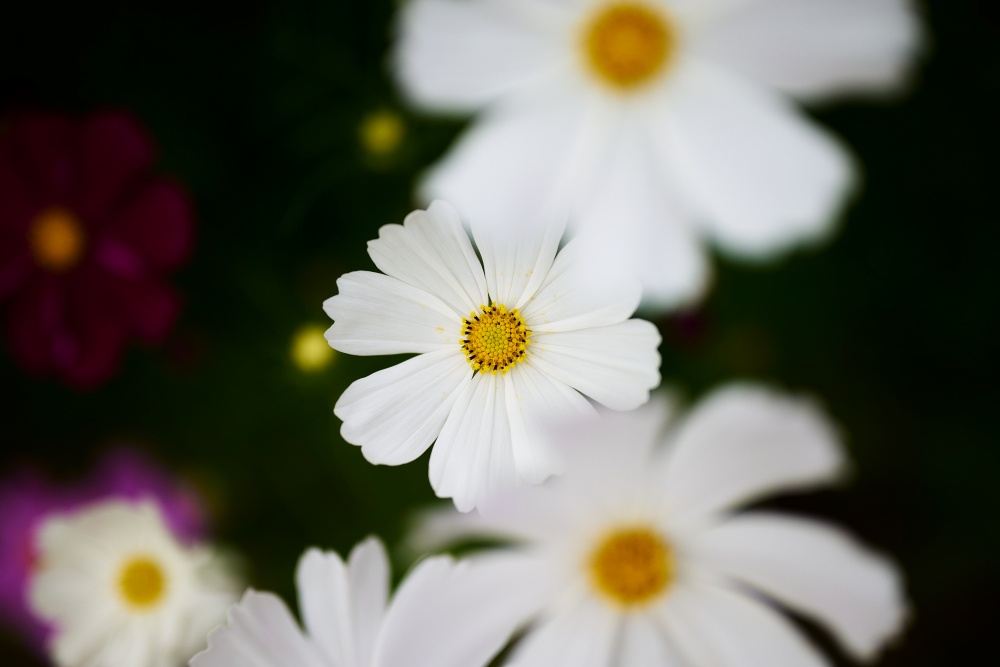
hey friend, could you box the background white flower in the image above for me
[393,0,924,308]
[324,200,661,511]
[29,500,241,667]
[192,537,538,667]
[410,385,909,666]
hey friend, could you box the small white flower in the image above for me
[324,200,661,511]
[28,500,241,667]
[192,537,537,667]
[393,0,924,307]
[410,385,909,666]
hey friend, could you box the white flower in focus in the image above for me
[394,0,924,307]
[410,385,909,666]
[29,500,241,667]
[324,200,661,511]
[192,537,537,667]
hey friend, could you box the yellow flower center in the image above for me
[118,557,166,609]
[461,304,531,375]
[589,527,674,607]
[583,2,677,91]
[29,207,85,272]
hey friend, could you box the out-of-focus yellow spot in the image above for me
[118,556,166,609]
[359,110,405,156]
[292,324,335,372]
[589,526,673,607]
[29,206,85,271]
[584,3,676,91]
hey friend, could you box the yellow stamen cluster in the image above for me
[461,303,531,375]
[29,206,85,272]
[589,527,674,607]
[118,556,166,609]
[584,3,676,91]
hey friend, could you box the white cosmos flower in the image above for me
[409,385,909,666]
[323,200,661,511]
[28,500,241,667]
[192,537,537,667]
[393,0,924,307]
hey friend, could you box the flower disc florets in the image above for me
[461,304,530,374]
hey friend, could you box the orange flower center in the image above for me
[29,207,85,271]
[589,526,673,607]
[584,3,677,91]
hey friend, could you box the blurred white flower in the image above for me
[394,0,924,308]
[29,500,240,667]
[192,537,536,667]
[324,200,660,511]
[410,385,909,666]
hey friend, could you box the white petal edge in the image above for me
[658,383,846,525]
[691,511,908,661]
[530,319,662,411]
[366,201,488,318]
[324,271,458,356]
[336,349,470,466]
[191,590,328,667]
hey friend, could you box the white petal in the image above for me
[295,539,391,667]
[509,597,619,667]
[616,614,686,667]
[420,83,608,235]
[691,0,924,101]
[346,538,391,667]
[546,395,676,513]
[191,591,327,667]
[504,361,597,483]
[324,271,457,355]
[657,581,830,667]
[473,216,565,310]
[692,512,908,661]
[335,349,470,465]
[570,113,711,310]
[429,373,517,511]
[661,61,854,258]
[658,383,845,524]
[519,237,644,333]
[530,320,662,411]
[374,554,544,667]
[393,0,573,113]
[366,201,488,317]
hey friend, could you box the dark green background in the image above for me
[1,0,996,664]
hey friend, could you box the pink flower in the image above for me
[0,111,194,388]
[0,448,209,656]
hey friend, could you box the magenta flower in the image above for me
[0,111,194,388]
[0,448,208,656]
